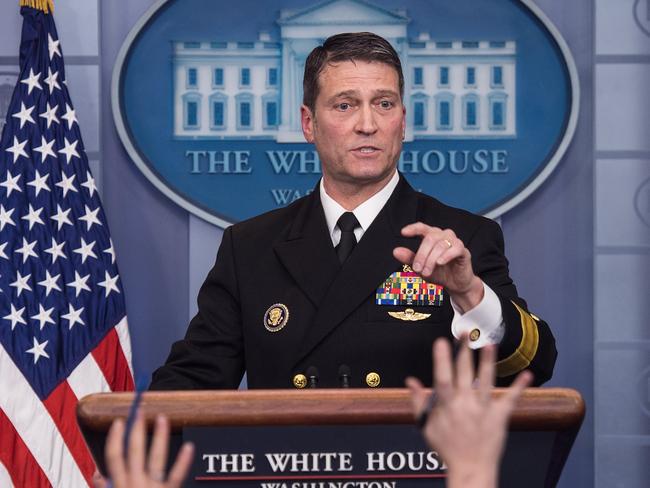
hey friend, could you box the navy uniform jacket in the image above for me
[150,177,556,390]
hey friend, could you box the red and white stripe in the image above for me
[0,317,133,488]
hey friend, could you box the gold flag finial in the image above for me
[20,0,54,14]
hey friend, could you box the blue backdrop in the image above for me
[5,0,649,486]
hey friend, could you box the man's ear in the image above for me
[301,104,315,143]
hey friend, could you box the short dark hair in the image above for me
[302,32,404,112]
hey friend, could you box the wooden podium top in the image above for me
[77,388,585,487]
[77,387,584,432]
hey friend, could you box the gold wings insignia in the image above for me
[388,308,431,322]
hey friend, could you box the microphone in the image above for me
[338,364,351,388]
[306,366,319,388]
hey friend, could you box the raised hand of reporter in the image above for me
[406,337,532,488]
[100,413,194,488]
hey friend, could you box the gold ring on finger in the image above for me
[443,239,452,248]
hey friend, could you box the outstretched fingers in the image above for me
[105,419,127,487]
[147,415,170,483]
[498,370,533,414]
[127,411,146,474]
[477,345,497,404]
[167,442,195,488]
[405,376,427,414]
[454,334,474,392]
[433,338,454,403]
[400,222,438,238]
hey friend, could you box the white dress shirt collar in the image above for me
[320,170,400,246]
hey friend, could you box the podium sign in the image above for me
[76,389,584,488]
[184,425,555,487]
[186,425,445,487]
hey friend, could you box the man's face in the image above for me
[301,60,405,191]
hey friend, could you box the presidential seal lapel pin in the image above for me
[264,303,289,332]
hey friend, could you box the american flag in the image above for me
[0,3,134,487]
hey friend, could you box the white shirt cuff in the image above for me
[450,282,505,349]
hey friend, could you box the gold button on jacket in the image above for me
[292,374,307,389]
[366,372,381,388]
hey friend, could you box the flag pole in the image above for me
[19,0,54,14]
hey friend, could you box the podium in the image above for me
[77,388,584,487]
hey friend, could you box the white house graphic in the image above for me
[172,0,516,142]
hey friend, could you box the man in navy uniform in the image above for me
[150,32,556,390]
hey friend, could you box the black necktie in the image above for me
[336,212,359,264]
